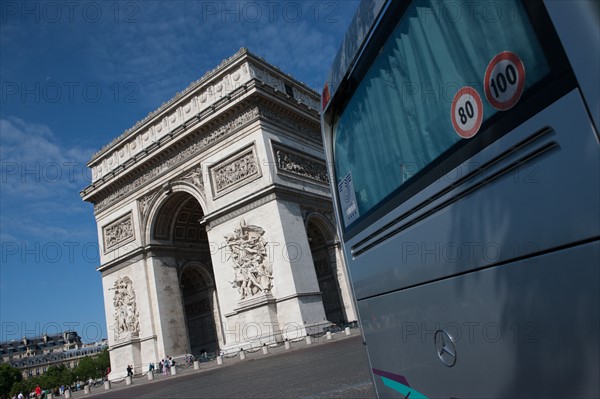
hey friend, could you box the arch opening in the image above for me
[153,192,208,244]
[180,265,219,355]
[151,192,220,355]
[306,219,345,324]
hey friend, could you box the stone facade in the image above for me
[81,48,357,381]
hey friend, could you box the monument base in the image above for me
[108,335,141,381]
[223,293,280,351]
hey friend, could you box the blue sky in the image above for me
[0,0,359,343]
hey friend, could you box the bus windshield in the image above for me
[333,0,550,229]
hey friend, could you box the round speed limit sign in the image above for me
[484,51,525,110]
[451,86,484,139]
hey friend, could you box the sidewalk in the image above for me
[72,327,361,398]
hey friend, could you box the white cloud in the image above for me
[0,117,96,241]
[0,117,93,191]
[79,1,358,108]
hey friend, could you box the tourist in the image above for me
[164,358,170,375]
[35,385,41,399]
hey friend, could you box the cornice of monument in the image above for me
[81,49,320,206]
[84,100,260,209]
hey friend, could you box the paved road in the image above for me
[88,335,376,398]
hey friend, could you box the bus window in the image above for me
[333,0,550,230]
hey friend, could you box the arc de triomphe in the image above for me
[81,48,357,380]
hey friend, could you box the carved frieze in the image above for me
[93,107,260,212]
[225,219,273,300]
[210,145,261,197]
[91,102,321,212]
[110,276,140,341]
[273,143,329,185]
[103,213,135,252]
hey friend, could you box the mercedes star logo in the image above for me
[434,330,457,367]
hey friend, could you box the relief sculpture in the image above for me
[103,213,134,251]
[213,152,259,192]
[180,166,204,189]
[225,219,273,300]
[110,276,140,341]
[274,146,329,184]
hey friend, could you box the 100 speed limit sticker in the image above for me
[484,51,525,110]
[451,86,484,139]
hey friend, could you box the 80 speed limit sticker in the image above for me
[451,86,484,139]
[484,51,525,110]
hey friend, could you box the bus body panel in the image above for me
[544,0,600,131]
[346,89,599,300]
[362,240,599,398]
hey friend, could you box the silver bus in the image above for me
[321,1,599,397]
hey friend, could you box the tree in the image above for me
[8,380,34,399]
[0,363,22,399]
[40,365,73,390]
[95,349,110,378]
[74,356,98,382]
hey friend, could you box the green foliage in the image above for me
[73,356,97,381]
[95,349,110,378]
[40,365,73,389]
[8,365,75,398]
[4,349,110,397]
[0,363,22,398]
[8,379,34,399]
[73,349,110,381]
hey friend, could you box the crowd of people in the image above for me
[145,356,176,377]
[12,383,74,399]
[10,356,179,399]
[11,357,182,398]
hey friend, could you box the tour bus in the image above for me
[321,0,599,397]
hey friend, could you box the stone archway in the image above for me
[306,217,345,324]
[151,192,222,355]
[83,50,355,378]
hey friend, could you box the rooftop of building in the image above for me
[9,343,108,368]
[0,331,81,354]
